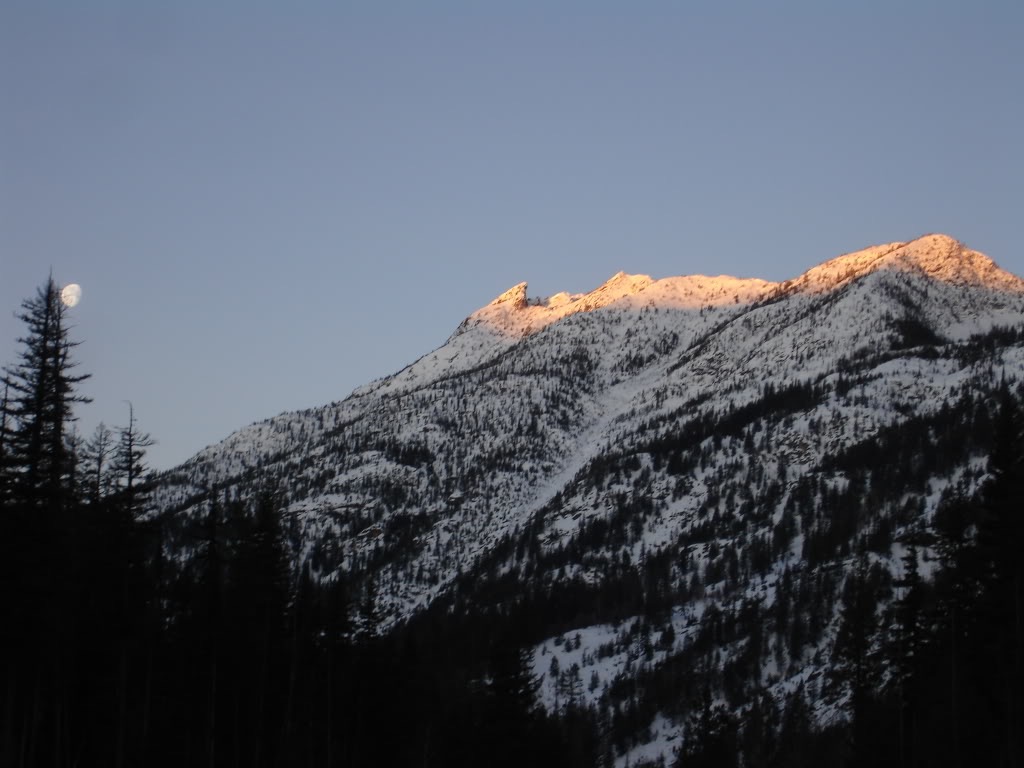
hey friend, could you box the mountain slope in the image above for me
[154,233,1024,765]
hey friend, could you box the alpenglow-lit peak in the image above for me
[362,234,1022,403]
[467,271,654,339]
[461,235,1024,341]
[792,234,1024,294]
[464,270,781,340]
[489,282,528,310]
[572,271,655,312]
[894,234,1024,289]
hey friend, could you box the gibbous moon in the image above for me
[60,283,82,308]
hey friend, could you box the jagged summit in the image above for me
[405,233,1022,401]
[347,234,1022,405]
[408,233,1022,402]
[474,235,1022,338]
[469,270,659,339]
[468,269,782,341]
[489,281,528,310]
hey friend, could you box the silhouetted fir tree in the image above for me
[772,687,812,768]
[193,493,227,766]
[1,276,90,511]
[80,421,115,505]
[740,689,780,768]
[0,381,12,505]
[677,685,739,768]
[0,277,94,766]
[476,641,543,768]
[281,561,316,753]
[830,553,885,762]
[112,401,154,516]
[886,540,926,766]
[358,569,380,640]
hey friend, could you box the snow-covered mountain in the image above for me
[154,233,1024,766]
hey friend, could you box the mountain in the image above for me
[154,233,1024,766]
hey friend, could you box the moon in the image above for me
[60,284,82,308]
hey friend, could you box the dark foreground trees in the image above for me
[0,279,599,768]
[0,278,156,767]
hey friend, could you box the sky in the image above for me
[2,1,1023,470]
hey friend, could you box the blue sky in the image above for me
[3,1,1023,469]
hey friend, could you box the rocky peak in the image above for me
[489,281,529,310]
[792,234,1024,294]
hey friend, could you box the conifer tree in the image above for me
[114,401,155,516]
[0,381,13,505]
[81,421,116,505]
[888,541,925,764]
[0,278,98,765]
[0,276,90,511]
[481,642,542,767]
[831,553,881,760]
[677,685,738,768]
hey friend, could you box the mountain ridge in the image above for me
[470,233,1022,340]
[161,233,1024,529]
[152,233,1024,766]
[336,233,1021,405]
